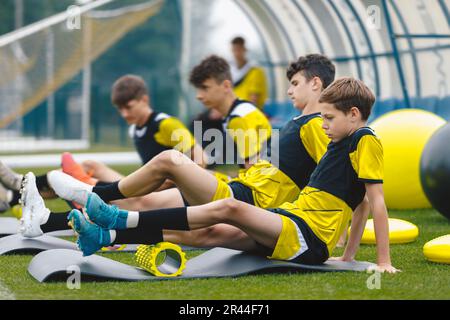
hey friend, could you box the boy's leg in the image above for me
[72,196,282,255]
[116,150,219,205]
[163,224,265,252]
[82,160,124,183]
[48,150,221,206]
[110,188,186,211]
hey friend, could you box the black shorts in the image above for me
[182,181,255,207]
[228,181,255,206]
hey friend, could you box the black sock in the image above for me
[114,207,189,245]
[9,190,21,206]
[36,174,51,192]
[92,181,125,203]
[41,211,71,233]
[139,207,190,231]
[94,180,117,187]
[114,228,164,245]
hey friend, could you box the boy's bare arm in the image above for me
[339,196,370,261]
[365,183,400,273]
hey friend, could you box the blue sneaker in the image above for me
[86,193,128,230]
[68,209,112,257]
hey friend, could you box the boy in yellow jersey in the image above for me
[62,77,398,273]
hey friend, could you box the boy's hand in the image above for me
[368,263,401,274]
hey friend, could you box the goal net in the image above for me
[0,0,164,152]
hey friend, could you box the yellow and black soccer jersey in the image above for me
[278,127,384,255]
[233,67,268,110]
[308,127,384,210]
[223,99,272,164]
[276,113,330,190]
[227,113,329,208]
[129,112,196,164]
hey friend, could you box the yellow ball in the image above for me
[11,205,22,219]
[371,109,446,209]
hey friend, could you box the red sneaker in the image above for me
[61,152,96,186]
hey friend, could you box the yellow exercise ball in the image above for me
[370,109,446,209]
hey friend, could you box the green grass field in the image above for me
[0,166,449,300]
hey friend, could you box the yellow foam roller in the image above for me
[135,242,187,277]
[424,235,450,264]
[349,218,419,244]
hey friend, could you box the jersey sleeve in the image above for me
[300,117,330,163]
[351,135,384,183]
[154,117,196,153]
[227,116,262,161]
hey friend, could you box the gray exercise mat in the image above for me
[0,234,78,255]
[28,247,376,283]
[0,217,75,238]
[0,233,143,255]
[0,218,20,238]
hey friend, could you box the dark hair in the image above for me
[319,77,376,121]
[189,55,232,88]
[111,75,148,107]
[286,54,336,89]
[231,36,246,46]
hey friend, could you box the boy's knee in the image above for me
[216,198,242,222]
[150,150,186,172]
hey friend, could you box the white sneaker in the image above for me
[47,170,92,206]
[19,172,50,238]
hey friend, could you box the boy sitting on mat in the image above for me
[23,77,399,272]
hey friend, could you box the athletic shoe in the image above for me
[61,152,96,185]
[86,193,128,230]
[0,161,23,191]
[47,170,92,206]
[68,209,112,257]
[19,172,50,238]
[0,183,11,213]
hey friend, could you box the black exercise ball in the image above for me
[420,122,450,220]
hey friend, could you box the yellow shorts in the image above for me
[211,176,233,202]
[231,161,300,208]
[267,208,329,265]
[269,215,305,261]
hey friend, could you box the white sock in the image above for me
[126,211,139,228]
[109,230,116,244]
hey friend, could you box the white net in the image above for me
[0,0,164,152]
